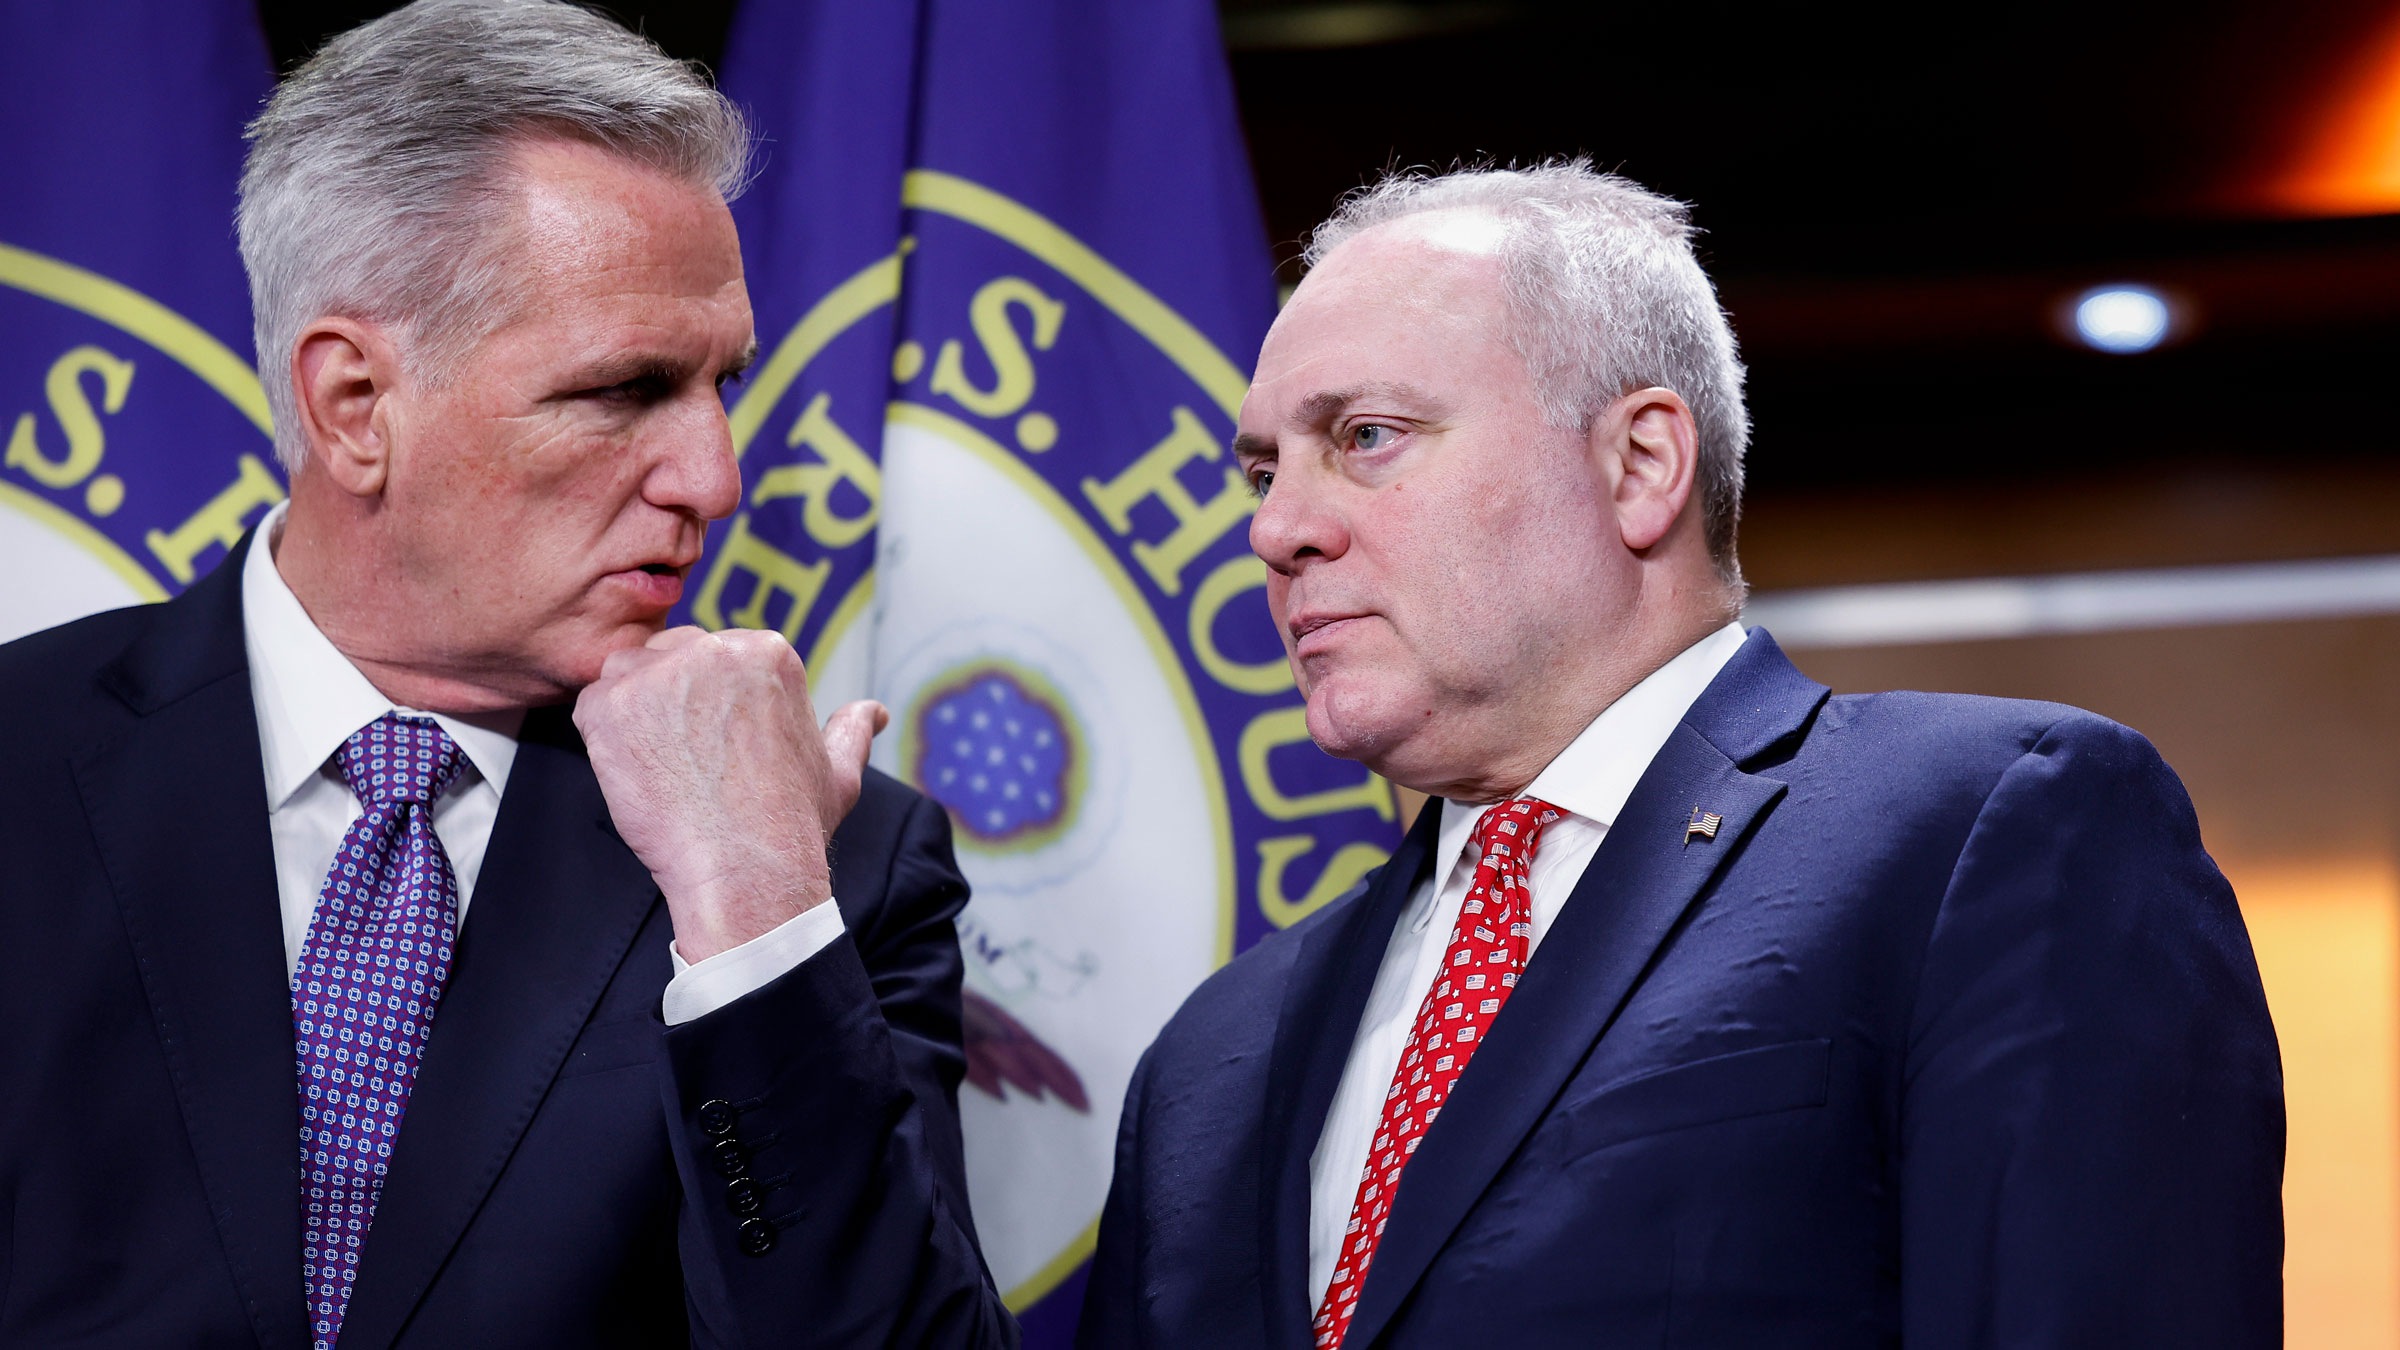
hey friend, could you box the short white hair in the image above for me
[237,0,753,472]
[1303,159,1750,585]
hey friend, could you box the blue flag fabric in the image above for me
[0,2,279,642]
[0,4,1404,1338]
[709,0,1405,1338]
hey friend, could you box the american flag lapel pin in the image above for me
[1685,807,1722,843]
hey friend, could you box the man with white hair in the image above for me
[1080,161,2282,1347]
[0,2,1011,1346]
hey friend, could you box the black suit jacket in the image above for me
[1082,630,2282,1348]
[0,537,1015,1348]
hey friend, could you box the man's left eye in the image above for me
[1350,424,1398,451]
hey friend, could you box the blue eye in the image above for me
[1351,424,1396,450]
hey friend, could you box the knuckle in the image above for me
[707,629,765,663]
[732,628,788,659]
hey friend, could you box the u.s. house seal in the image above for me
[0,242,284,641]
[700,172,1398,1310]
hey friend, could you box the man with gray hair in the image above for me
[1081,161,2281,1347]
[0,2,1013,1346]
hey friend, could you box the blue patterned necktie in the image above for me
[293,713,466,1349]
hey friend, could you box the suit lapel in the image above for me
[1257,801,1444,1350]
[333,706,662,1345]
[334,707,663,1350]
[1341,631,1827,1349]
[73,537,314,1350]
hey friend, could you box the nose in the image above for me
[647,393,744,521]
[1248,461,1348,576]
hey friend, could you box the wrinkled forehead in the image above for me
[1248,218,1516,410]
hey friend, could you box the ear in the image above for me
[290,318,401,497]
[1594,386,1699,553]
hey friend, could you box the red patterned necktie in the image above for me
[1311,796,1565,1349]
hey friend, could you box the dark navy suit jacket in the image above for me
[0,537,1015,1348]
[1083,630,2282,1348]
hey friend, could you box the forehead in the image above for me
[1244,220,1517,424]
[501,137,747,316]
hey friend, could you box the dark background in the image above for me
[257,0,2400,574]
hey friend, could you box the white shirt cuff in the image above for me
[661,899,847,1026]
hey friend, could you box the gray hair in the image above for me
[238,0,754,472]
[1303,159,1750,586]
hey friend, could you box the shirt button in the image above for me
[698,1099,738,1137]
[738,1217,777,1257]
[725,1175,762,1216]
[710,1138,747,1177]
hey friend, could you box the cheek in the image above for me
[1378,503,1534,677]
[1365,494,1473,625]
[436,419,637,529]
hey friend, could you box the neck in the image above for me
[274,488,557,716]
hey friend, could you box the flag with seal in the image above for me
[708,0,1406,1337]
[0,3,278,643]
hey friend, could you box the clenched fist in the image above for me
[572,626,888,963]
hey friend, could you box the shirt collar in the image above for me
[242,500,521,810]
[1432,620,1752,867]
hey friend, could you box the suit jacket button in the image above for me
[710,1138,747,1177]
[726,1175,762,1216]
[698,1099,738,1137]
[737,1217,776,1257]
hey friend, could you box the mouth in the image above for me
[1289,612,1370,652]
[607,559,693,608]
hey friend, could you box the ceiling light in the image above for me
[2070,284,2174,354]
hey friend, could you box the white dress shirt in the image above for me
[1305,621,1750,1306]
[241,501,840,1026]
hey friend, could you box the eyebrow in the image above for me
[559,339,759,393]
[1323,381,1442,418]
[1231,381,1444,461]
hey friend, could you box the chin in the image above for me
[540,623,657,694]
[1301,678,1411,767]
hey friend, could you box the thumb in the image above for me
[822,699,889,778]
